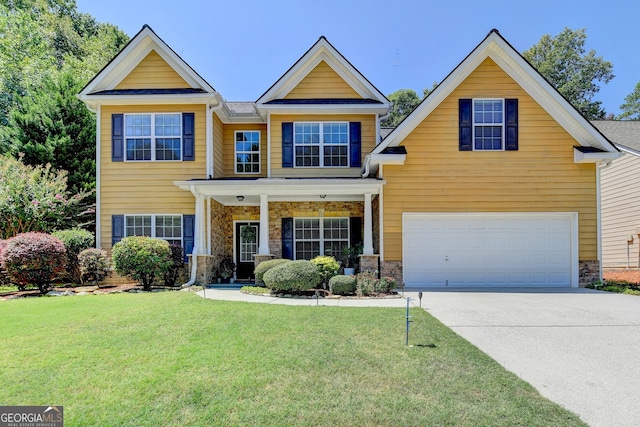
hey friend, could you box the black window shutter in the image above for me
[282,218,293,259]
[350,217,362,247]
[112,215,124,246]
[282,122,293,167]
[505,99,518,151]
[112,114,124,161]
[349,122,361,167]
[183,214,195,263]
[183,113,195,161]
[459,99,472,151]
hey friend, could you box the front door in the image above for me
[236,222,259,280]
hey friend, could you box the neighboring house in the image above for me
[79,26,618,288]
[592,120,640,269]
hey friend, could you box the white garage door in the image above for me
[403,213,576,288]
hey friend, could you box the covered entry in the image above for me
[402,212,577,288]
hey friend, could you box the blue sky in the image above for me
[76,0,640,116]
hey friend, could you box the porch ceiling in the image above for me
[174,177,384,206]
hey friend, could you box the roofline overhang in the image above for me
[175,177,385,197]
[574,148,620,163]
[79,93,221,111]
[616,144,640,157]
[255,103,389,117]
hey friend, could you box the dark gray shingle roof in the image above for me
[592,120,640,151]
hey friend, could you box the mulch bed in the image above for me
[0,283,154,300]
[603,269,640,285]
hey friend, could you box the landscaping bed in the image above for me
[0,283,183,300]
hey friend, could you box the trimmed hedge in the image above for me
[112,236,171,291]
[255,259,290,285]
[163,244,184,287]
[52,228,94,284]
[263,260,321,292]
[329,275,357,295]
[310,255,340,288]
[2,232,66,293]
[78,248,111,286]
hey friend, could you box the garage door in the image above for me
[403,213,576,288]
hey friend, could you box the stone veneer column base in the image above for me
[381,261,403,284]
[188,255,215,286]
[579,260,600,287]
[254,254,275,269]
[359,254,379,274]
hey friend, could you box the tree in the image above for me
[618,81,640,120]
[382,89,421,127]
[523,28,614,120]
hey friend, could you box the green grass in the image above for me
[0,292,584,426]
[0,285,18,292]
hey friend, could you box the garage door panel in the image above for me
[403,213,574,288]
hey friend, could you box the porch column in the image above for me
[259,194,270,254]
[194,192,206,254]
[363,192,374,255]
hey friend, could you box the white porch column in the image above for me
[193,191,206,255]
[259,194,270,254]
[363,192,374,255]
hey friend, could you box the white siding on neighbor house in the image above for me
[601,152,640,268]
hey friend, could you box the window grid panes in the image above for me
[294,122,348,167]
[235,131,261,173]
[240,225,258,262]
[125,215,182,246]
[125,113,182,161]
[294,218,349,260]
[473,99,503,150]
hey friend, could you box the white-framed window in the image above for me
[294,122,349,167]
[125,214,182,246]
[473,99,504,151]
[125,113,182,161]
[294,217,349,260]
[235,131,260,174]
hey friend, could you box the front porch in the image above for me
[176,178,384,285]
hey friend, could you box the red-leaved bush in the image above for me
[2,232,66,293]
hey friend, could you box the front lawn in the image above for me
[0,292,584,426]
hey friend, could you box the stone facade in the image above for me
[579,260,600,287]
[359,254,379,274]
[381,260,403,285]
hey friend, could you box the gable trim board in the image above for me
[403,212,579,288]
[374,29,618,159]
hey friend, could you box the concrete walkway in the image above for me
[197,286,640,426]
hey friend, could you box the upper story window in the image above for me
[473,99,504,150]
[294,122,348,167]
[125,113,182,161]
[235,131,260,174]
[125,214,183,246]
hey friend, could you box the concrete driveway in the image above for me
[412,288,640,427]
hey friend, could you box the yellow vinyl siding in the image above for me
[382,57,597,261]
[100,104,206,251]
[213,114,224,178]
[270,114,375,178]
[115,51,191,89]
[285,61,361,99]
[222,123,267,177]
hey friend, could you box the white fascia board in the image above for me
[175,178,385,197]
[573,148,620,163]
[617,145,640,157]
[255,104,388,116]
[369,153,406,165]
[80,93,220,108]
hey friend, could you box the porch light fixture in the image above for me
[319,194,326,199]
[236,196,244,201]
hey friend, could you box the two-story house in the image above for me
[79,26,618,288]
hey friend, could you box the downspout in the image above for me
[182,186,201,287]
[597,160,613,284]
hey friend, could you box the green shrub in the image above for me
[356,271,379,296]
[0,239,11,286]
[329,275,357,295]
[2,232,66,293]
[263,260,321,292]
[311,255,340,288]
[255,259,290,285]
[112,237,171,291]
[377,276,397,293]
[78,248,111,287]
[52,228,94,284]
[240,285,272,295]
[163,244,184,287]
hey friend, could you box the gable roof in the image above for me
[79,25,220,109]
[255,36,389,114]
[374,29,618,157]
[592,120,640,154]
